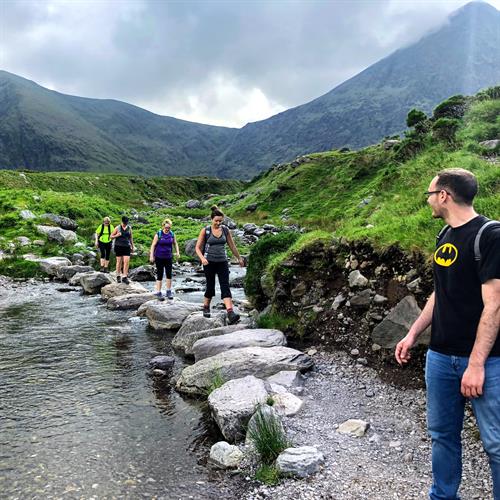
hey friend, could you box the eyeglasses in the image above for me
[424,189,450,197]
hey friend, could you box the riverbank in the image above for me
[242,350,492,500]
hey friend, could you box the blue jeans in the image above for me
[425,349,500,499]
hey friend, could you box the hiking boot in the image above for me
[227,310,240,325]
[203,306,211,318]
[100,266,105,272]
[155,292,165,302]
[103,267,109,274]
[117,276,122,283]
[166,290,173,300]
[122,277,130,285]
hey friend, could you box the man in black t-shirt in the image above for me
[395,168,500,500]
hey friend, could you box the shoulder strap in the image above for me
[436,225,450,244]
[474,219,499,261]
[157,230,162,239]
[205,225,211,239]
[222,225,229,237]
[99,224,105,238]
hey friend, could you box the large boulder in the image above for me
[193,328,287,362]
[101,281,148,300]
[371,295,431,348]
[56,265,94,281]
[36,225,77,244]
[40,213,78,230]
[80,272,113,294]
[176,346,314,395]
[208,376,268,442]
[128,265,156,282]
[176,311,226,338]
[107,293,156,310]
[184,239,198,258]
[137,300,201,331]
[24,256,72,276]
[173,324,248,356]
[276,447,324,478]
[69,271,93,286]
[186,199,201,209]
[266,370,304,390]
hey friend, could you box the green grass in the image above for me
[206,367,225,395]
[255,464,281,485]
[247,405,290,465]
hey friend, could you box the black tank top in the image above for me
[115,225,131,247]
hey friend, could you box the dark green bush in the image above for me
[432,118,461,144]
[406,109,427,128]
[433,95,469,120]
[244,232,300,308]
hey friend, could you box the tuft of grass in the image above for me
[255,464,281,485]
[266,395,275,406]
[0,258,45,278]
[206,367,225,395]
[256,312,295,332]
[247,406,290,465]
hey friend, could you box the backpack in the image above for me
[202,225,229,258]
[99,224,111,239]
[157,229,175,240]
[436,218,499,261]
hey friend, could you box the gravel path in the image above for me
[243,351,493,500]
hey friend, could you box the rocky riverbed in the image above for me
[241,350,493,500]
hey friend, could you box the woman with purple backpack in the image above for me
[149,218,180,301]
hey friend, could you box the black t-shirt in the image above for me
[431,215,500,357]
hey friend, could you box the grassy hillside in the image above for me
[0,171,243,276]
[226,87,499,254]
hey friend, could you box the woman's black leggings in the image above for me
[155,257,173,280]
[204,260,231,299]
[98,241,112,260]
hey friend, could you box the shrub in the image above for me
[255,464,281,485]
[0,258,44,278]
[432,118,461,144]
[244,232,300,307]
[433,95,469,120]
[476,86,500,101]
[247,405,290,465]
[406,109,427,128]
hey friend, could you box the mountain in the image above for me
[0,2,499,179]
[0,71,236,177]
[217,1,500,176]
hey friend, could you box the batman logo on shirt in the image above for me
[434,243,458,267]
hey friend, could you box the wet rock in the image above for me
[107,293,156,310]
[337,419,370,437]
[149,355,175,370]
[192,328,287,362]
[208,376,268,442]
[371,295,430,348]
[176,346,314,395]
[173,323,247,356]
[56,265,94,281]
[276,446,324,478]
[101,281,148,300]
[209,441,244,469]
[348,270,369,288]
[128,265,156,282]
[137,300,201,331]
[36,225,77,244]
[80,272,113,294]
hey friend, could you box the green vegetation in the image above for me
[254,464,281,485]
[247,405,290,465]
[206,367,225,395]
[256,311,296,332]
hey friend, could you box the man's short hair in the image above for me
[436,168,478,205]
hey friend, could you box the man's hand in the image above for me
[461,364,485,398]
[395,333,416,366]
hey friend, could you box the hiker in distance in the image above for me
[94,216,114,273]
[149,218,180,301]
[395,168,500,500]
[195,205,245,324]
[110,215,134,285]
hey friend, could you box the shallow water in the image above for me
[0,267,246,499]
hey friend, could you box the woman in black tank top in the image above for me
[110,215,135,284]
[195,205,245,324]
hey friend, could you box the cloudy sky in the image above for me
[1,0,498,127]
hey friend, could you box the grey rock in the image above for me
[80,272,113,294]
[371,295,430,348]
[242,223,258,234]
[56,265,94,281]
[209,441,244,469]
[245,203,258,212]
[149,355,175,370]
[36,225,77,244]
[107,293,156,310]
[373,294,388,304]
[272,392,304,416]
[20,210,36,220]
[101,281,148,300]
[266,370,304,389]
[186,199,202,209]
[176,346,313,395]
[350,289,373,307]
[23,256,72,276]
[41,213,78,230]
[332,293,346,310]
[137,300,201,331]
[276,446,324,478]
[337,419,370,437]
[208,376,268,442]
[479,139,500,150]
[184,238,198,258]
[348,270,369,288]
[15,236,31,246]
[69,271,93,286]
[173,323,247,356]
[223,216,238,229]
[193,328,287,361]
[129,265,156,282]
